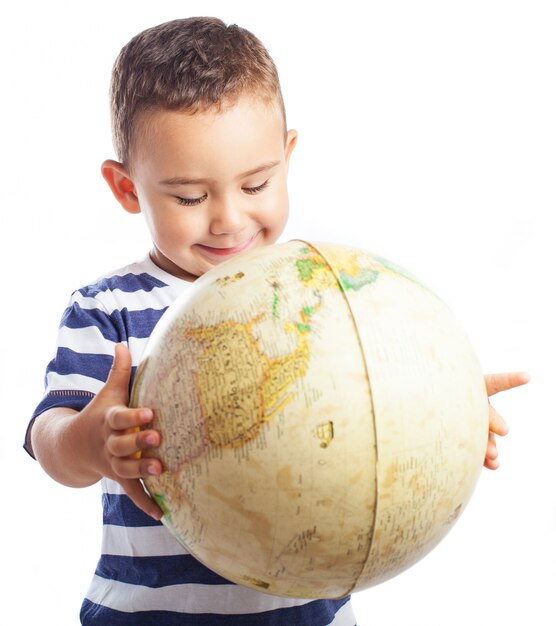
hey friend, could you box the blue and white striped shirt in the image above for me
[26,255,356,625]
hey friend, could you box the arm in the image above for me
[483,371,530,470]
[30,343,163,519]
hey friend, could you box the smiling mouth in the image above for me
[197,233,260,257]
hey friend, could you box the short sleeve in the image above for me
[23,291,126,458]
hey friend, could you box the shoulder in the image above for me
[68,256,189,314]
[76,258,169,300]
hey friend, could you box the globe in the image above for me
[131,240,489,599]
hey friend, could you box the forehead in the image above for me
[129,97,285,175]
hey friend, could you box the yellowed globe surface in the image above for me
[131,240,489,599]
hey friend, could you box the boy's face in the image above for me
[110,97,297,281]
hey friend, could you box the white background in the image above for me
[1,1,554,624]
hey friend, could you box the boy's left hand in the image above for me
[484,372,530,470]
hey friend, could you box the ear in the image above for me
[284,129,298,165]
[101,160,141,214]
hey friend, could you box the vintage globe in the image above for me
[131,240,489,599]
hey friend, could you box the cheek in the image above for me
[265,181,289,220]
[143,205,189,248]
[274,200,289,229]
[260,193,289,240]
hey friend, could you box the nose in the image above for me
[209,195,247,236]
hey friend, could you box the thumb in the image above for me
[101,343,132,403]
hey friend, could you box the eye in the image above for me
[176,195,207,206]
[243,180,270,195]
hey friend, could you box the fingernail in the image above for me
[147,463,159,476]
[140,410,153,422]
[145,433,157,446]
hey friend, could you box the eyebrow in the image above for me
[159,160,281,186]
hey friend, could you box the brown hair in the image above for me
[110,17,287,167]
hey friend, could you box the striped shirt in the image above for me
[26,255,356,625]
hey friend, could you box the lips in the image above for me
[196,232,260,257]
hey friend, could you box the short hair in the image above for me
[109,17,287,167]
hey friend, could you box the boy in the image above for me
[24,16,527,625]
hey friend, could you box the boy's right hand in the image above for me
[87,343,163,520]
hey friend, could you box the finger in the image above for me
[121,478,163,521]
[107,429,160,458]
[484,432,500,470]
[111,455,163,480]
[106,406,153,431]
[101,343,133,403]
[488,405,509,436]
[485,432,498,461]
[484,456,500,470]
[484,371,530,396]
